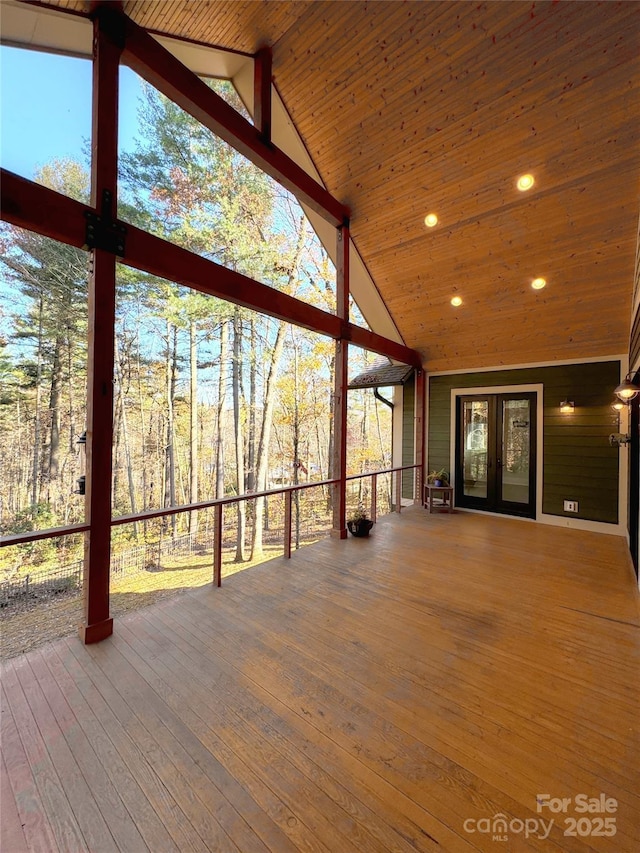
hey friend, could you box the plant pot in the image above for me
[347,519,374,537]
[434,479,443,487]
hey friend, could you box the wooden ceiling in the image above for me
[34,1,640,371]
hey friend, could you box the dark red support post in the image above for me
[332,223,350,539]
[79,8,121,644]
[254,46,272,143]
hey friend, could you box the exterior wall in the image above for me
[428,360,621,525]
[630,307,640,370]
[631,223,640,368]
[402,375,415,499]
[628,292,640,577]
[392,385,404,475]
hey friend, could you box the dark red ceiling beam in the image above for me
[126,227,421,366]
[115,12,349,228]
[1,169,86,248]
[348,326,421,368]
[126,225,342,338]
[1,170,421,367]
[254,45,272,143]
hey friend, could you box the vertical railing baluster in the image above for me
[214,503,223,587]
[284,490,292,559]
[396,469,402,513]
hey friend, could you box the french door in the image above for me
[455,393,536,518]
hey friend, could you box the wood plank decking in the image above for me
[2,509,639,852]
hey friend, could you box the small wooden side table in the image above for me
[424,483,454,513]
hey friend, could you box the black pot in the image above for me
[347,518,374,537]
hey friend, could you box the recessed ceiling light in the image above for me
[531,277,546,290]
[517,173,535,192]
[451,296,462,306]
[424,213,438,227]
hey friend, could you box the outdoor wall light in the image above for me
[614,373,640,402]
[560,400,574,413]
[609,433,631,447]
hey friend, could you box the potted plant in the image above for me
[347,505,374,537]
[427,469,449,487]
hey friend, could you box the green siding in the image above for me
[428,361,620,524]
[402,376,415,499]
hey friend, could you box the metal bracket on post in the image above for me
[84,189,127,256]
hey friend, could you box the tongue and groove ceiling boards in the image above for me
[9,1,640,371]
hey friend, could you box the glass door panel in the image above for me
[500,398,531,506]
[462,399,488,499]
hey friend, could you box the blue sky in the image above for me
[0,45,142,179]
[0,44,343,319]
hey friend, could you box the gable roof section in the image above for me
[0,0,404,346]
[4,0,639,372]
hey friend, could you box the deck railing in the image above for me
[1,464,421,589]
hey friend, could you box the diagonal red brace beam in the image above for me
[1,169,421,368]
[116,12,349,227]
[254,45,272,143]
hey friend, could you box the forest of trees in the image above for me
[0,79,393,574]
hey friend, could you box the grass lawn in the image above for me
[0,544,287,661]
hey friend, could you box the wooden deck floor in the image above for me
[2,509,639,853]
